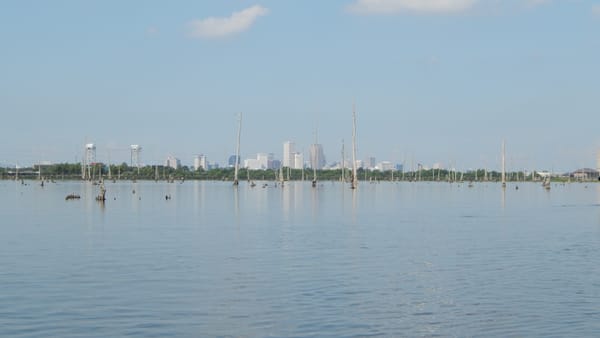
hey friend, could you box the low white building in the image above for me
[377,161,394,171]
[244,153,275,170]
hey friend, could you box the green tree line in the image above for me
[1,162,575,182]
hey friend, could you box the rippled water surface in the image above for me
[1,180,599,337]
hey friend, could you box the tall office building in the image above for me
[257,153,272,169]
[165,156,181,170]
[293,153,304,169]
[228,155,240,168]
[283,141,295,168]
[597,149,600,172]
[194,154,207,171]
[366,156,376,170]
[309,144,326,169]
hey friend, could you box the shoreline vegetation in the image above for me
[1,163,598,183]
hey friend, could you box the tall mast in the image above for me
[341,139,345,182]
[351,102,358,189]
[279,163,284,186]
[501,139,506,188]
[107,150,112,180]
[233,113,242,186]
[312,129,318,188]
[82,141,86,180]
[301,148,305,181]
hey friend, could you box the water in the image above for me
[1,180,599,337]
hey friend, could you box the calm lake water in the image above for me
[1,180,599,337]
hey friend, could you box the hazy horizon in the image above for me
[2,1,600,171]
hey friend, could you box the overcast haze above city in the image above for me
[1,0,599,172]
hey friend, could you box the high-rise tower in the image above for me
[283,141,295,168]
[309,144,326,169]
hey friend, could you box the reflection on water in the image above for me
[0,180,599,337]
[501,184,506,209]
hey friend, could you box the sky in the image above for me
[1,0,600,172]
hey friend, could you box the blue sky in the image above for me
[1,0,600,171]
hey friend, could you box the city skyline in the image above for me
[5,138,600,175]
[2,1,600,171]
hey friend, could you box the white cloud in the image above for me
[593,4,600,16]
[188,5,269,39]
[347,0,478,15]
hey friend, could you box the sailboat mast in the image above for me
[233,113,242,186]
[351,103,358,189]
[501,140,506,187]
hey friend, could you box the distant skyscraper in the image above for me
[165,155,180,170]
[309,144,326,169]
[283,141,295,168]
[293,152,304,169]
[194,154,207,171]
[597,149,600,171]
[366,156,376,170]
[228,155,240,168]
[257,153,272,169]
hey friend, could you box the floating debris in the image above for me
[65,194,80,200]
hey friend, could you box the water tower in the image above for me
[82,143,96,180]
[131,145,142,174]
